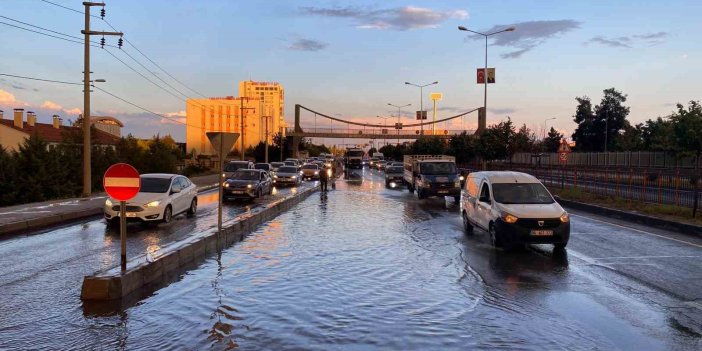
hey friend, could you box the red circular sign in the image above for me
[559,152,568,162]
[103,163,141,201]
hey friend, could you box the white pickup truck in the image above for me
[403,155,461,201]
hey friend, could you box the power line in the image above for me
[0,15,83,41]
[92,85,204,130]
[0,73,81,85]
[0,20,85,45]
[104,19,208,98]
[0,15,120,48]
[39,0,208,98]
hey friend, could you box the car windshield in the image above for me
[255,164,270,170]
[419,162,456,175]
[271,162,284,167]
[302,165,318,170]
[492,183,555,204]
[284,161,296,166]
[230,170,260,181]
[278,166,297,173]
[387,166,404,174]
[224,162,248,172]
[140,177,172,193]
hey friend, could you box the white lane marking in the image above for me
[571,214,702,249]
[592,255,701,260]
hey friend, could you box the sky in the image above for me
[1,0,700,143]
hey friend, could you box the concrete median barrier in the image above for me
[81,185,318,301]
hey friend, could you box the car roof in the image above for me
[141,173,177,179]
[228,160,250,164]
[470,171,540,183]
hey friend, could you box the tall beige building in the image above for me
[186,81,284,156]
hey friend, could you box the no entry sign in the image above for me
[103,163,140,201]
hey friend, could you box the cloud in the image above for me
[464,20,580,59]
[681,54,688,59]
[164,110,185,118]
[41,100,63,110]
[488,107,517,114]
[160,110,186,125]
[585,32,669,48]
[300,5,468,31]
[288,38,328,51]
[63,108,81,115]
[0,88,28,107]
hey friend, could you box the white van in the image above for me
[461,171,570,250]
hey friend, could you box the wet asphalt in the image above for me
[0,168,700,350]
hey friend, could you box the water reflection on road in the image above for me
[0,169,699,350]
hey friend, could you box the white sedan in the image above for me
[104,173,197,225]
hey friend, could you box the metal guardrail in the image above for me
[463,164,701,212]
[509,151,701,169]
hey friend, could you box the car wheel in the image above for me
[489,223,502,248]
[408,184,414,193]
[462,211,474,235]
[417,189,425,199]
[187,198,197,217]
[454,195,460,203]
[162,205,173,224]
[256,189,261,199]
[554,242,567,250]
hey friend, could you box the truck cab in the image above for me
[403,155,461,201]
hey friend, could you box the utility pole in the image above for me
[81,2,122,197]
[239,96,254,160]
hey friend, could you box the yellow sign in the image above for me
[559,139,571,153]
[430,92,443,101]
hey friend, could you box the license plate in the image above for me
[531,230,553,236]
[232,191,244,194]
[438,190,448,194]
[126,212,137,218]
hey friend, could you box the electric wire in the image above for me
[0,73,82,85]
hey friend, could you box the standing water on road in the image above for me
[0,171,697,350]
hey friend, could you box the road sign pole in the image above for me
[120,200,126,271]
[218,137,223,244]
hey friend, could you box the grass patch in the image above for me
[550,186,702,227]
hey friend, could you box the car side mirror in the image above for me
[171,188,181,194]
[553,195,561,202]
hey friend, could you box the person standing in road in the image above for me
[319,164,330,192]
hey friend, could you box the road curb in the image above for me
[0,184,220,238]
[81,185,318,301]
[558,198,702,238]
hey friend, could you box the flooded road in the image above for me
[1,169,701,350]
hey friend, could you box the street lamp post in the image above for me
[458,25,515,128]
[543,117,557,140]
[388,103,411,144]
[377,115,392,146]
[405,81,438,135]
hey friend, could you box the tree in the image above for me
[616,123,644,151]
[13,134,54,203]
[476,118,514,161]
[571,96,596,151]
[640,117,674,151]
[512,124,536,153]
[144,135,178,173]
[447,132,476,165]
[669,100,702,167]
[368,147,378,156]
[116,134,146,172]
[0,147,17,206]
[543,127,563,152]
[571,88,631,152]
[410,136,446,155]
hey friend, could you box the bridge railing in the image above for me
[287,127,473,136]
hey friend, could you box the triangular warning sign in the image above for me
[206,132,240,156]
[558,139,571,153]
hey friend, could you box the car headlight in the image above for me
[292,176,297,179]
[247,184,252,188]
[501,212,518,224]
[105,199,113,207]
[459,175,465,181]
[146,200,160,208]
[274,175,278,178]
[223,183,229,188]
[560,212,569,223]
[314,171,319,175]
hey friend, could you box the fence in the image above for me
[508,151,700,169]
[463,163,701,212]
